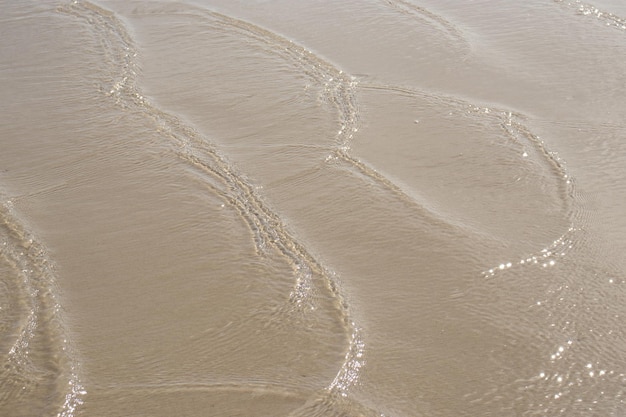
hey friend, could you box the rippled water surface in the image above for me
[2,0,626,416]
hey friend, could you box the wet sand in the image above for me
[2,0,626,416]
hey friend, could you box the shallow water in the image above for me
[1,0,626,416]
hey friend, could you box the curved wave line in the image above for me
[554,0,626,31]
[164,5,361,152]
[331,149,493,239]
[359,82,581,278]
[60,0,365,401]
[0,199,85,417]
[483,115,580,278]
[381,0,470,51]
